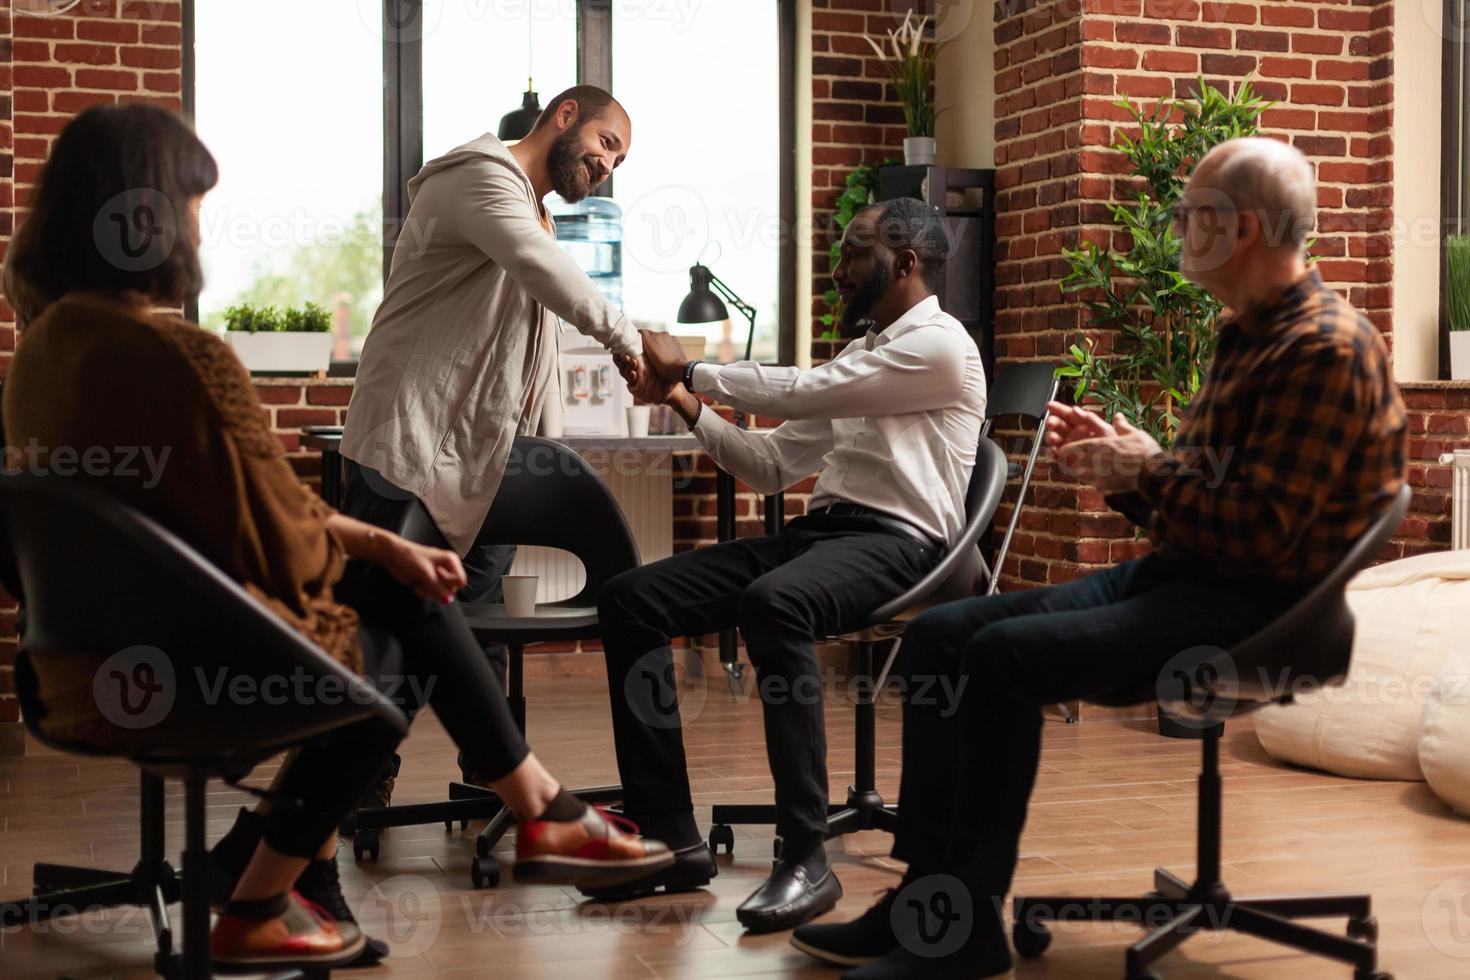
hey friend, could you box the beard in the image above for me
[548,126,599,202]
[840,260,892,331]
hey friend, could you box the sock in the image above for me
[533,787,589,823]
[223,892,291,922]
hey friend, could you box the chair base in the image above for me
[708,783,898,858]
[1013,868,1387,980]
[348,780,623,890]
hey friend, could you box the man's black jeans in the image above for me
[891,554,1297,906]
[598,512,940,853]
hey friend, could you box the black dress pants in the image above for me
[598,512,939,853]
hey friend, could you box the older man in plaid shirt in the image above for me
[791,138,1408,979]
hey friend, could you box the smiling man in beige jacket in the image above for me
[341,85,642,604]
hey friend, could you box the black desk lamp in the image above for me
[677,262,758,364]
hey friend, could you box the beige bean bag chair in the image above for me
[1252,549,1470,782]
[1420,643,1470,815]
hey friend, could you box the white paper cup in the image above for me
[626,405,652,438]
[501,575,538,618]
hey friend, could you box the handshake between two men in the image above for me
[614,330,703,430]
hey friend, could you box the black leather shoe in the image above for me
[790,887,899,966]
[736,846,841,933]
[577,841,716,901]
[842,889,1013,980]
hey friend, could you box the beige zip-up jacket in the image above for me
[341,133,642,554]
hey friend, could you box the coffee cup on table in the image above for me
[501,575,538,618]
[626,405,651,438]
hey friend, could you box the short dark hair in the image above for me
[865,197,951,290]
[533,84,619,132]
[3,104,218,329]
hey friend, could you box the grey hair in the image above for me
[1201,137,1317,251]
[864,197,952,290]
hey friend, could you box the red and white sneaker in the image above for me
[514,806,675,887]
[211,891,366,970]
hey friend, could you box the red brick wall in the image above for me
[1397,386,1470,557]
[810,0,930,363]
[991,0,1396,590]
[0,0,183,753]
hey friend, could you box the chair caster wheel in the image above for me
[1348,915,1378,943]
[471,856,500,889]
[708,824,734,857]
[352,829,380,862]
[1012,919,1051,959]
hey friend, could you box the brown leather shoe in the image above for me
[211,891,366,970]
[513,806,674,887]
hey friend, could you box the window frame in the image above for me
[184,0,798,366]
[1441,0,1469,378]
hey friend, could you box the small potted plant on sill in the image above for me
[866,11,936,167]
[1449,234,1470,380]
[223,301,334,375]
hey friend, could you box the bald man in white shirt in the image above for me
[589,199,988,934]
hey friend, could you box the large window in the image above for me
[1443,0,1470,376]
[187,0,794,363]
[193,0,384,348]
[422,2,578,163]
[613,4,783,362]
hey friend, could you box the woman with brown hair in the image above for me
[1,103,669,971]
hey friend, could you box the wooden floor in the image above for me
[3,653,1469,979]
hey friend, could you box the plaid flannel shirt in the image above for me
[1123,269,1407,586]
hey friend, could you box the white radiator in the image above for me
[1443,451,1470,550]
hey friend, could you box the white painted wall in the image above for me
[1392,2,1443,382]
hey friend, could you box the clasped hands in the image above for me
[1044,401,1164,495]
[615,328,691,405]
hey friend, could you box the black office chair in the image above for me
[707,436,1010,855]
[347,436,640,889]
[0,475,407,980]
[1012,484,1410,980]
[980,361,1060,596]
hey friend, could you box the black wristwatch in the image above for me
[682,359,702,391]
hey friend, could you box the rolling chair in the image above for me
[1011,483,1410,980]
[346,437,640,888]
[707,437,1010,855]
[0,474,406,980]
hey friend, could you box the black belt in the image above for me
[807,503,943,553]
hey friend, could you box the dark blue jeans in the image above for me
[891,554,1296,902]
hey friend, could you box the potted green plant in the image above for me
[866,11,936,167]
[1449,235,1470,380]
[1056,79,1271,446]
[223,301,334,374]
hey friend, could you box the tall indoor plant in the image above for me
[1056,79,1271,446]
[1448,234,1470,379]
[866,11,936,166]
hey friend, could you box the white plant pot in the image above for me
[904,136,936,167]
[225,331,334,374]
[1453,333,1470,381]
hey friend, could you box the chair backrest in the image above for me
[983,362,1060,425]
[0,474,405,768]
[396,437,640,608]
[1146,483,1412,720]
[855,436,1010,629]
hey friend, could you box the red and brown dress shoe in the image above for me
[513,806,675,888]
[210,891,366,970]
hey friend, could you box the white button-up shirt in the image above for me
[689,295,987,546]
